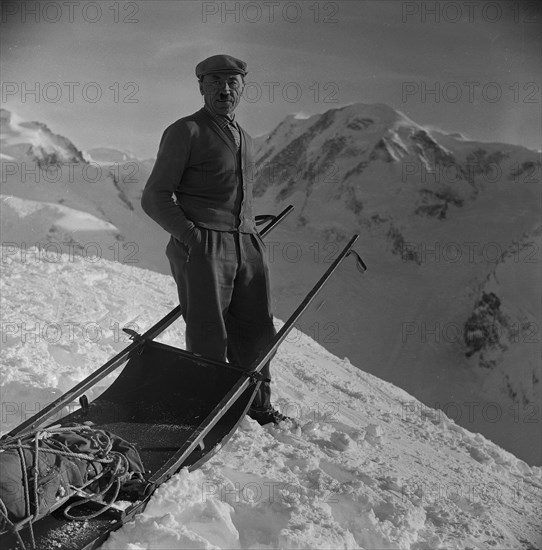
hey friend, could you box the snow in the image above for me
[84,147,137,165]
[1,194,118,231]
[1,108,85,166]
[1,111,63,158]
[1,250,540,549]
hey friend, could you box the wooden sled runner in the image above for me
[0,206,366,550]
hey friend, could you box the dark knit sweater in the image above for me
[141,108,256,243]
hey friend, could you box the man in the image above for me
[141,54,285,425]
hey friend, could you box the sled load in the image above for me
[0,205,367,550]
[0,425,145,522]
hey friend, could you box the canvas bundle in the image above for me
[0,424,145,529]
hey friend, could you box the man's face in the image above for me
[199,72,244,116]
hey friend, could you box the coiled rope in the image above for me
[0,424,136,549]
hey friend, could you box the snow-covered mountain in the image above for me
[1,252,540,550]
[250,103,541,466]
[1,106,540,468]
[0,108,164,269]
[252,103,539,233]
[0,108,85,166]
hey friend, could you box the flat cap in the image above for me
[195,54,248,79]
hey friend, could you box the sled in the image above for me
[0,205,366,550]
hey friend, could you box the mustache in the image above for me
[204,92,236,100]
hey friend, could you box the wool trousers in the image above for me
[166,229,276,410]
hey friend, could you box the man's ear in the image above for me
[198,79,204,96]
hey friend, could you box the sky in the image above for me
[1,0,541,158]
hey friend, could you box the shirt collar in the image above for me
[203,105,236,129]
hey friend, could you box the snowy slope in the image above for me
[86,147,138,165]
[0,251,540,550]
[1,194,118,232]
